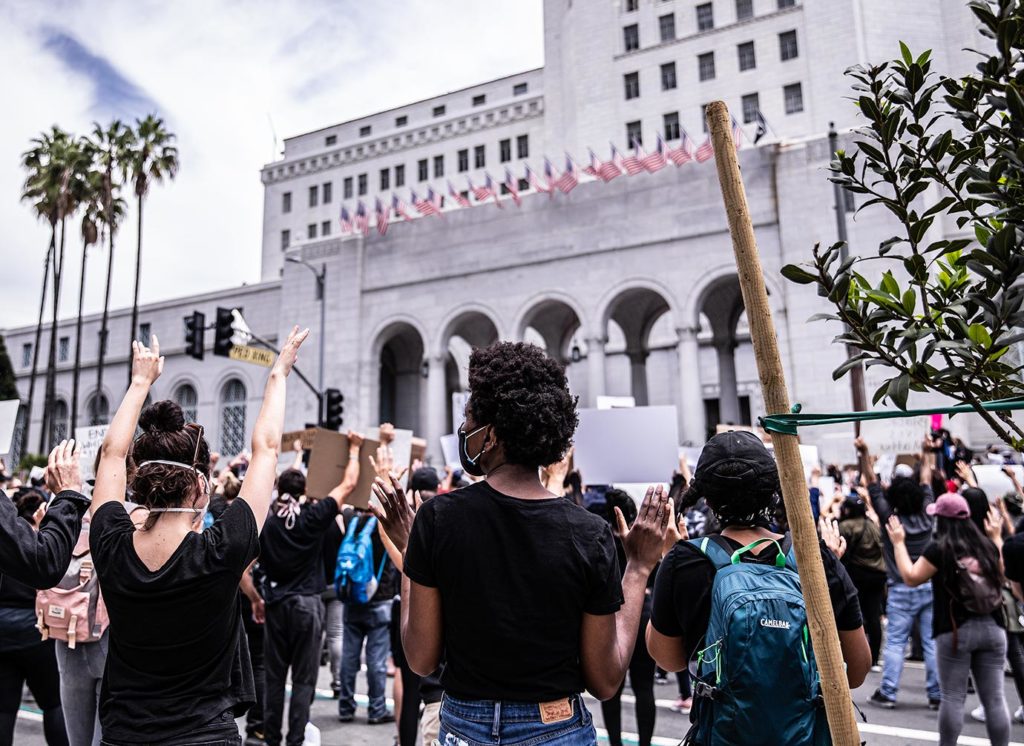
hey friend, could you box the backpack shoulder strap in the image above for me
[781,533,799,572]
[690,536,732,570]
[358,516,378,539]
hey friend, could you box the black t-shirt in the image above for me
[404,481,623,702]
[90,498,259,742]
[650,534,863,660]
[259,497,339,604]
[1004,533,1024,584]
[922,540,1004,638]
[869,482,935,585]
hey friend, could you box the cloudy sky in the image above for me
[0,0,544,329]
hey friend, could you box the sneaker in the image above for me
[244,738,267,746]
[928,698,941,711]
[655,673,669,685]
[670,697,693,714]
[867,689,896,709]
[971,705,986,722]
[1015,706,1024,724]
[870,664,882,673]
[368,713,396,725]
[338,713,355,723]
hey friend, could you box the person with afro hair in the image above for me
[370,341,671,746]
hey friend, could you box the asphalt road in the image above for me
[14,659,1024,745]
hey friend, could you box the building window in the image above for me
[343,177,353,199]
[696,3,714,31]
[518,178,529,191]
[779,30,798,61]
[380,168,390,190]
[661,62,677,90]
[778,0,795,7]
[173,384,197,425]
[308,223,317,239]
[742,92,760,124]
[282,192,292,213]
[395,164,405,187]
[664,111,681,140]
[21,343,31,368]
[516,135,529,159]
[474,145,486,168]
[458,149,469,172]
[784,82,804,113]
[624,71,640,100]
[698,51,715,81]
[138,324,151,347]
[321,220,331,236]
[308,185,318,207]
[281,229,290,250]
[623,24,639,52]
[513,82,528,95]
[49,400,68,449]
[359,125,371,137]
[433,105,446,117]
[325,135,337,146]
[658,13,676,42]
[736,0,753,20]
[358,173,367,196]
[395,115,408,127]
[322,182,332,203]
[626,120,643,146]
[432,155,444,177]
[472,94,486,106]
[625,0,638,10]
[418,159,428,182]
[220,379,247,456]
[499,139,512,163]
[87,393,110,426]
[58,336,69,362]
[738,41,756,71]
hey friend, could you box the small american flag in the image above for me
[695,135,715,163]
[621,140,645,176]
[583,149,600,177]
[504,168,522,206]
[598,144,623,181]
[412,189,437,216]
[544,157,559,192]
[668,130,694,166]
[642,134,668,173]
[448,180,470,208]
[555,154,579,193]
[526,164,552,196]
[375,198,390,236]
[339,205,352,233]
[427,186,445,215]
[392,193,413,221]
[731,116,744,151]
[486,173,503,208]
[354,201,370,235]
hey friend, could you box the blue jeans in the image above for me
[338,601,392,719]
[440,694,596,745]
[56,634,108,746]
[880,584,940,701]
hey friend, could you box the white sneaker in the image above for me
[870,664,882,673]
[971,705,986,723]
[1015,706,1024,724]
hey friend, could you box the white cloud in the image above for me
[0,0,544,329]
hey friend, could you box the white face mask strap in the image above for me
[148,507,203,514]
[137,461,209,514]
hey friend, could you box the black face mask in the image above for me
[458,424,489,477]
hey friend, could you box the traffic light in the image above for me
[323,388,344,430]
[213,307,235,357]
[183,311,205,360]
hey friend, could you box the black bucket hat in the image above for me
[691,430,779,501]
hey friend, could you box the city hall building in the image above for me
[2,0,993,467]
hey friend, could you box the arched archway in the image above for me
[516,296,586,400]
[600,286,674,407]
[173,383,199,424]
[49,399,69,449]
[376,322,426,432]
[86,392,110,426]
[219,379,247,456]
[695,274,749,431]
[437,310,499,435]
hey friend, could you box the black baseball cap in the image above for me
[691,430,779,499]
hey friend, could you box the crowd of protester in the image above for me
[3,331,1024,745]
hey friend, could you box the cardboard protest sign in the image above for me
[0,400,20,456]
[859,415,928,456]
[306,428,379,509]
[75,424,109,482]
[973,464,1024,503]
[574,406,679,484]
[281,428,318,452]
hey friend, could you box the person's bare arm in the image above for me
[919,438,934,487]
[579,488,670,700]
[401,575,444,675]
[93,338,164,515]
[327,432,364,508]
[645,624,689,673]
[238,560,264,624]
[839,628,872,688]
[855,437,875,485]
[886,515,937,586]
[289,439,305,471]
[239,327,309,533]
[956,460,978,488]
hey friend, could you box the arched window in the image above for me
[50,400,69,449]
[8,406,27,469]
[219,379,247,456]
[87,393,110,426]
[174,383,198,424]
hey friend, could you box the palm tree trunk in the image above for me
[39,216,67,452]
[23,236,53,458]
[71,237,89,432]
[128,194,143,388]
[95,225,115,415]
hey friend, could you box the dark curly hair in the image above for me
[13,487,46,523]
[885,476,926,516]
[130,400,211,530]
[467,341,578,468]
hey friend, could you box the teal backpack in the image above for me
[685,535,830,746]
[334,516,387,605]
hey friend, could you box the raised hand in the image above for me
[46,439,82,494]
[369,443,408,483]
[886,515,906,545]
[984,505,1004,543]
[620,485,671,573]
[131,335,164,386]
[272,326,310,378]
[819,516,847,559]
[662,497,687,555]
[370,473,417,554]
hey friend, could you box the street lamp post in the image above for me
[286,257,327,422]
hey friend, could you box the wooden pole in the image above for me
[705,100,860,745]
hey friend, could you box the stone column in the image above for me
[626,349,649,406]
[586,336,607,407]
[676,327,706,444]
[715,337,741,425]
[425,353,448,463]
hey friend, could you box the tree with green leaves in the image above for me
[0,336,18,401]
[782,0,1024,448]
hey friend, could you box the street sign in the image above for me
[229,344,274,367]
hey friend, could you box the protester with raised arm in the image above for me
[88,328,308,745]
[372,341,669,745]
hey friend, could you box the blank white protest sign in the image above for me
[574,406,679,485]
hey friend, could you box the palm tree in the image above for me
[70,143,101,432]
[126,115,178,376]
[91,120,132,409]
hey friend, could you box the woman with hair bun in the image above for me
[89,328,308,745]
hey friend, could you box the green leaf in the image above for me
[781,264,818,285]
[899,41,913,67]
[881,271,900,297]
[967,323,992,348]
[887,373,911,410]
[833,354,868,381]
[902,288,917,315]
